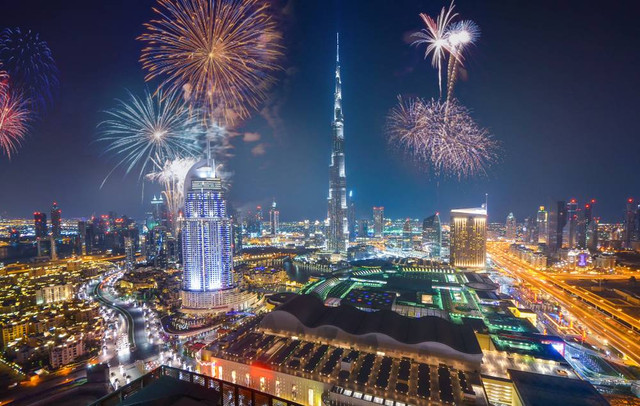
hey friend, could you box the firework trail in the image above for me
[386,97,498,179]
[138,0,283,127]
[0,71,31,159]
[97,89,203,185]
[146,157,197,225]
[411,3,457,97]
[412,2,479,101]
[444,20,480,102]
[0,28,58,112]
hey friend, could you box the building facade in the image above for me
[326,33,349,255]
[51,202,61,238]
[269,200,279,236]
[422,213,442,258]
[181,160,234,310]
[373,206,384,238]
[450,208,487,268]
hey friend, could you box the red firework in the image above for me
[0,71,31,159]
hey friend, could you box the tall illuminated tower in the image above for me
[422,213,442,258]
[181,159,233,310]
[327,33,348,254]
[51,202,61,238]
[450,207,487,269]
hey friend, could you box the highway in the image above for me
[488,242,640,366]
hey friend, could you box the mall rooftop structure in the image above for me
[261,294,483,365]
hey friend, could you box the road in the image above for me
[488,242,640,366]
[93,274,160,364]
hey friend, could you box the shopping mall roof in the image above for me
[261,294,482,364]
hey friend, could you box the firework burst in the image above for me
[0,71,31,159]
[412,2,480,100]
[138,0,283,126]
[386,97,498,179]
[98,89,203,184]
[0,28,58,112]
[146,157,197,224]
[412,3,458,97]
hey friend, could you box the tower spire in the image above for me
[334,32,343,123]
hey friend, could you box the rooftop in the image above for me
[509,369,609,406]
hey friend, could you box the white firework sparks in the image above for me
[98,89,203,184]
[386,96,498,179]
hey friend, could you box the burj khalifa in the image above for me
[327,33,349,254]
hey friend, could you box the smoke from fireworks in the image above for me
[98,89,203,184]
[386,97,498,179]
[138,0,283,126]
[0,71,31,159]
[0,28,58,112]
[412,2,479,100]
[146,157,197,223]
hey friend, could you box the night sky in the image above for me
[1,0,640,223]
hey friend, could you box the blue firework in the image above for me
[0,27,59,112]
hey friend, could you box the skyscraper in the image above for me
[51,202,61,238]
[450,207,487,269]
[586,218,599,252]
[151,195,165,227]
[536,206,548,244]
[402,219,412,251]
[624,198,637,249]
[348,190,356,242]
[422,213,442,258]
[577,200,595,249]
[269,199,279,235]
[505,212,517,241]
[181,160,233,309]
[34,212,47,239]
[548,200,567,253]
[327,33,349,255]
[373,206,384,238]
[563,199,578,249]
[124,237,134,272]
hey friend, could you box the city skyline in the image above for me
[2,1,640,223]
[2,2,640,405]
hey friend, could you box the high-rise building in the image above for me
[505,212,517,241]
[373,206,384,238]
[124,237,135,272]
[536,206,548,244]
[269,199,279,235]
[402,219,412,251]
[624,198,637,249]
[450,207,487,268]
[562,199,578,249]
[548,200,567,253]
[347,190,356,242]
[586,218,599,252]
[524,217,537,243]
[577,200,595,249]
[34,212,47,239]
[51,202,61,238]
[358,219,369,239]
[326,33,349,255]
[422,213,442,258]
[181,160,233,309]
[232,215,243,255]
[77,220,87,255]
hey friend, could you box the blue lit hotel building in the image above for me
[181,159,255,312]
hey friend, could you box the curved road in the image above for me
[93,274,159,364]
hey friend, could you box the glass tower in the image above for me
[182,161,233,293]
